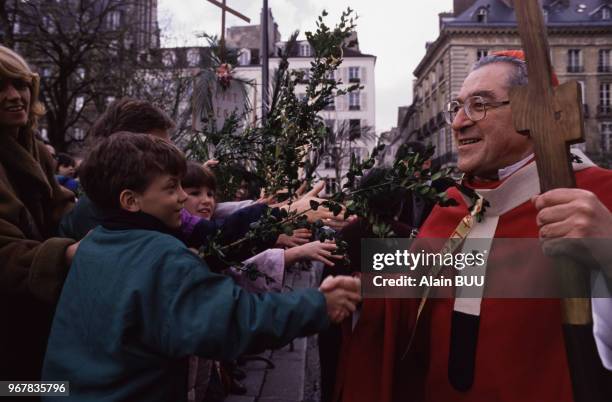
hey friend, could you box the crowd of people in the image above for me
[1,41,612,402]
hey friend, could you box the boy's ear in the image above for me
[119,189,141,212]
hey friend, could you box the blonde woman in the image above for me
[0,45,79,383]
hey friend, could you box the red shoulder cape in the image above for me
[334,167,612,402]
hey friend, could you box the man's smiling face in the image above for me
[451,62,534,179]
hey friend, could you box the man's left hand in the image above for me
[534,188,612,239]
[533,188,612,277]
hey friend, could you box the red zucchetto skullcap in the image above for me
[492,49,560,87]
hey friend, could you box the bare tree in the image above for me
[309,120,377,191]
[128,63,195,144]
[0,0,19,48]
[9,0,149,151]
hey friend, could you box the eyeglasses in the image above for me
[0,78,30,91]
[444,96,510,125]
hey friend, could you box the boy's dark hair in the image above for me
[182,161,217,192]
[89,97,175,140]
[55,152,75,168]
[79,132,187,210]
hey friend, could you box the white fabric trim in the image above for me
[593,272,612,370]
[498,153,534,180]
[453,152,595,316]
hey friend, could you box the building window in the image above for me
[567,49,583,73]
[162,51,176,67]
[600,83,611,116]
[352,148,363,165]
[75,96,84,111]
[438,60,445,80]
[13,14,20,34]
[299,43,311,57]
[349,92,360,111]
[477,49,489,61]
[42,15,55,33]
[599,49,611,73]
[325,178,338,195]
[348,119,361,139]
[73,128,85,141]
[601,83,611,105]
[349,67,360,83]
[238,49,250,66]
[250,49,260,65]
[601,123,612,152]
[107,11,121,30]
[476,7,488,23]
[602,7,611,20]
[325,119,335,136]
[323,156,334,169]
[187,49,200,66]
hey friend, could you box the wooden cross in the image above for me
[206,0,251,48]
[510,1,612,401]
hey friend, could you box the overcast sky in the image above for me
[158,0,454,134]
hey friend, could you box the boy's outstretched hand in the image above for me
[319,276,361,323]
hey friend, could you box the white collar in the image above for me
[498,153,534,180]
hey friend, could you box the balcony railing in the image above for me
[349,105,360,111]
[598,65,611,73]
[567,65,585,73]
[349,77,360,83]
[598,104,611,117]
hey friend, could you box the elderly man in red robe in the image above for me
[333,50,612,402]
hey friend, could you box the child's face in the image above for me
[58,164,75,178]
[184,185,216,220]
[137,174,187,229]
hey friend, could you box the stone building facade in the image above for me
[406,0,612,168]
[226,13,377,195]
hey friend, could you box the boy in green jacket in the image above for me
[42,133,360,401]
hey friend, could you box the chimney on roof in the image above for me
[453,0,477,16]
[343,31,359,51]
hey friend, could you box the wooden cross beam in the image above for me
[206,0,250,45]
[510,1,612,401]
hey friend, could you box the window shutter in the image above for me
[335,94,342,111]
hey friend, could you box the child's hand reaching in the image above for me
[284,240,343,267]
[319,276,361,323]
[276,228,312,248]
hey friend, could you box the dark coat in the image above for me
[0,130,75,381]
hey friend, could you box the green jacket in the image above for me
[43,227,329,401]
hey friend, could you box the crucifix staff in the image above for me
[510,1,612,400]
[206,0,250,60]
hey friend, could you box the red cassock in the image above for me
[334,166,612,402]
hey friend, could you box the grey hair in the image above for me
[472,55,529,88]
